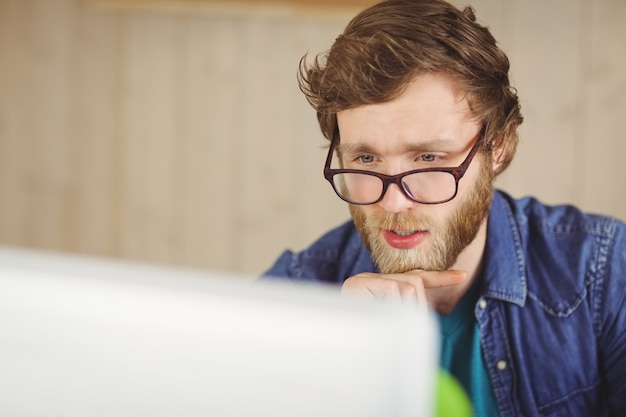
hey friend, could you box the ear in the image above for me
[491,140,508,173]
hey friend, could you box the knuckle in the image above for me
[401,283,417,296]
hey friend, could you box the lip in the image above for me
[382,229,427,249]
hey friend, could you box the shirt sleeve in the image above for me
[260,250,297,280]
[598,218,626,414]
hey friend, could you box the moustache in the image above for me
[365,212,432,232]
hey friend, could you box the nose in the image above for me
[377,183,416,213]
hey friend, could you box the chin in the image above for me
[372,243,455,275]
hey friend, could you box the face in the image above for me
[337,73,496,273]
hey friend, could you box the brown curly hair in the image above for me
[298,0,523,175]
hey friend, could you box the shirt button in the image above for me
[479,299,487,309]
[497,360,507,371]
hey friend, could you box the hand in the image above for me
[341,270,468,311]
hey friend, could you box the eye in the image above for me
[357,155,376,164]
[419,154,438,163]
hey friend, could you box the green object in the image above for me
[436,370,473,417]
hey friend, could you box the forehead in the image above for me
[336,73,478,149]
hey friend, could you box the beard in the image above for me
[350,154,495,274]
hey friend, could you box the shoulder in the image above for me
[261,220,376,284]
[492,190,623,252]
[498,191,621,235]
[491,190,626,314]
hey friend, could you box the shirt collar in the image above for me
[482,190,527,307]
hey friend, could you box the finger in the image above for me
[396,281,419,305]
[393,279,429,313]
[341,274,399,300]
[341,275,385,299]
[414,276,430,315]
[403,269,467,289]
[342,275,418,304]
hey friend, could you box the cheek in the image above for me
[349,204,384,233]
[458,154,492,195]
[348,204,366,227]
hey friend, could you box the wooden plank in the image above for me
[579,0,626,219]
[97,0,375,6]
[495,0,586,207]
[118,13,182,264]
[236,19,300,273]
[88,0,378,17]
[0,0,24,245]
[178,14,349,274]
[13,0,77,251]
[176,16,245,271]
[284,20,351,255]
[71,6,121,256]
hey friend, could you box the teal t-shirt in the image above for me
[437,278,500,417]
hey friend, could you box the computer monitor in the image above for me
[0,246,438,416]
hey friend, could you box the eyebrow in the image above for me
[336,139,457,155]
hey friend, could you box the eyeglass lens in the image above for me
[332,171,457,204]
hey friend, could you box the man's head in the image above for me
[299,0,522,174]
[299,0,523,273]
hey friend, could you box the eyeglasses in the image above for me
[323,127,485,205]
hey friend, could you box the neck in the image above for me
[427,217,488,315]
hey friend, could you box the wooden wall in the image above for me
[0,0,625,276]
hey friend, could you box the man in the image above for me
[263,0,626,415]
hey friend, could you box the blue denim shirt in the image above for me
[263,190,626,416]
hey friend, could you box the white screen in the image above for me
[0,246,438,417]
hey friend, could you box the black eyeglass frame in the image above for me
[323,127,486,205]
